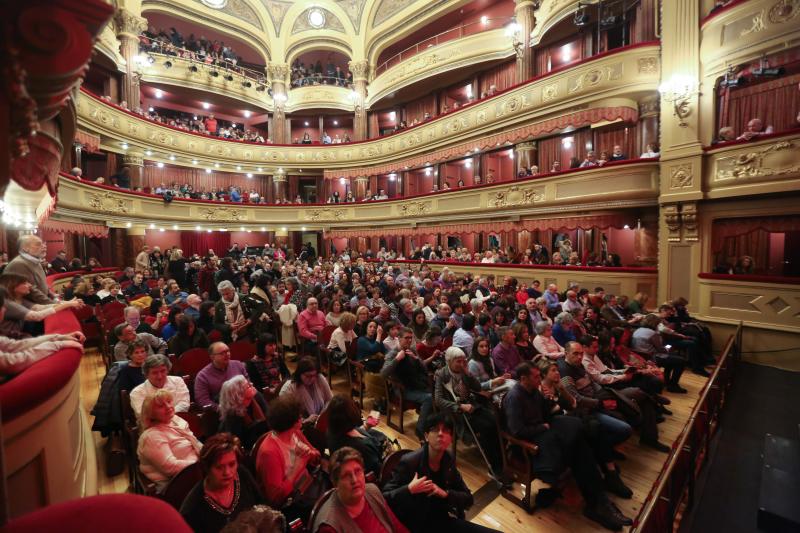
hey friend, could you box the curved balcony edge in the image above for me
[54,159,660,229]
[76,42,661,171]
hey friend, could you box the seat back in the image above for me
[319,325,337,347]
[102,300,127,320]
[71,305,95,322]
[173,348,211,380]
[175,411,204,439]
[380,449,412,487]
[307,488,336,530]
[160,462,205,510]
[229,340,256,362]
[314,402,331,435]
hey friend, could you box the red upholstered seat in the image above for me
[1,494,192,532]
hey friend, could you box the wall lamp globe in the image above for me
[658,75,699,128]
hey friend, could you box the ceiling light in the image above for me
[481,15,488,24]
[206,168,212,173]
[155,89,163,98]
[192,159,198,164]
[339,177,346,184]
[169,155,175,161]
[220,228,227,232]
[261,227,266,231]
[304,121,309,126]
[149,223,155,229]
[145,150,153,156]
[148,106,154,112]
[214,163,220,168]
[257,167,263,172]
[121,143,129,150]
[172,225,178,230]
[156,162,164,168]
[308,8,326,28]
[126,222,132,228]
[281,227,287,231]
[301,226,307,231]
[623,224,631,229]
[333,120,338,126]
[207,229,212,233]
[244,110,252,118]
[246,173,253,178]
[196,225,202,231]
[236,165,242,170]
[159,228,165,232]
[202,102,210,109]
[240,226,245,231]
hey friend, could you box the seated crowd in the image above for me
[716,117,779,143]
[22,236,717,532]
[139,27,250,72]
[291,58,353,88]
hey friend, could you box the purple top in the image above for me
[492,342,522,375]
[194,360,249,408]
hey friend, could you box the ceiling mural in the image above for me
[256,0,293,35]
[334,0,366,32]
[372,0,415,28]
[292,7,345,34]
[194,0,263,30]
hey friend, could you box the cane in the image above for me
[460,410,494,476]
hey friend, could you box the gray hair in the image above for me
[535,321,552,335]
[554,311,574,325]
[535,296,547,306]
[217,280,235,292]
[219,375,249,421]
[17,234,40,252]
[143,354,172,375]
[470,298,482,312]
[124,306,140,318]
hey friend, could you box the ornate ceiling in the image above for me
[139,0,471,66]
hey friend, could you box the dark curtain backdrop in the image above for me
[594,123,638,160]
[478,59,516,94]
[142,165,269,195]
[405,94,437,124]
[180,231,231,257]
[629,0,657,43]
[719,73,800,135]
[368,112,380,138]
[719,229,770,273]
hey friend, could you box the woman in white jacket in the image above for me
[137,390,203,492]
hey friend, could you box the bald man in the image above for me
[4,235,55,304]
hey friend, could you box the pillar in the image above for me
[126,225,146,271]
[114,8,147,108]
[122,151,144,189]
[514,0,537,83]
[349,60,370,141]
[638,97,660,154]
[272,170,287,202]
[514,141,537,173]
[354,176,369,200]
[268,63,289,144]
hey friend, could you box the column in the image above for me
[122,151,144,189]
[268,63,289,144]
[638,97,660,154]
[349,60,370,141]
[514,141,537,173]
[126,225,146,271]
[272,170,287,202]
[354,176,369,200]
[514,0,537,83]
[114,8,147,108]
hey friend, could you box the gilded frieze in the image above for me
[715,140,800,181]
[305,208,347,221]
[670,164,694,189]
[87,192,130,214]
[490,186,544,208]
[398,201,430,216]
[198,207,247,221]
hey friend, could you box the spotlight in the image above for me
[242,81,252,88]
[189,64,199,73]
[256,85,266,92]
[154,89,163,99]
[164,60,172,69]
[573,8,589,26]
[224,74,234,82]
[210,70,219,77]
[599,15,621,29]
[719,66,744,89]
[243,110,252,118]
[202,102,210,110]
[147,55,155,65]
[752,56,784,78]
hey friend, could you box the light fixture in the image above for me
[719,66,744,89]
[207,229,212,233]
[261,227,266,231]
[145,150,153,156]
[121,142,129,150]
[206,168,212,173]
[752,55,784,78]
[149,223,155,229]
[658,74,700,127]
[481,15,488,24]
[278,167,283,172]
[301,226,307,231]
[389,111,396,121]
[126,222,132,228]
[246,173,253,178]
[561,43,572,63]
[210,70,219,77]
[308,8,326,29]
[169,155,175,161]
[193,115,198,120]
[224,73,234,82]
[304,121,309,126]
[389,173,396,181]
[189,64,199,73]
[172,224,178,230]
[242,81,252,88]
[465,159,472,168]
[339,177,346,184]
[561,136,574,149]
[240,226,245,231]
[159,228,165,233]
[164,60,172,69]
[236,165,242,170]
[220,228,227,232]
[192,159,198,164]
[155,89,163,99]
[147,55,155,65]
[333,120,338,126]
[244,110,252,118]
[214,162,220,168]
[196,225,202,231]
[505,21,523,58]
[509,151,514,159]
[202,102,210,109]
[156,162,165,168]
[257,167,263,172]
[281,226,287,231]
[231,123,236,128]
[425,168,431,176]
[465,84,472,98]
[573,7,589,27]
[256,84,266,92]
[623,224,631,229]
[148,106,154,112]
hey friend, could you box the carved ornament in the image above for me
[663,204,681,242]
[398,201,430,216]
[305,208,346,221]
[114,9,147,37]
[682,203,698,242]
[348,60,370,81]
[670,164,693,189]
[384,48,462,85]
[542,84,558,102]
[740,11,766,36]
[198,207,246,221]
[637,57,658,74]
[716,140,800,180]
[491,186,544,208]
[88,192,130,214]
[768,0,799,23]
[267,62,289,82]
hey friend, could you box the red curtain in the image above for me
[593,123,638,160]
[719,73,800,135]
[712,216,800,249]
[478,60,516,94]
[405,94,436,123]
[142,165,269,195]
[536,135,561,171]
[629,0,657,44]
[534,48,550,76]
[180,231,231,257]
[719,229,770,273]
[368,112,380,138]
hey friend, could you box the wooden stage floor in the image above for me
[81,350,709,532]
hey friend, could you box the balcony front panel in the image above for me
[700,0,800,76]
[286,85,355,113]
[704,130,800,199]
[697,274,800,334]
[367,29,514,106]
[139,53,273,111]
[76,43,660,171]
[55,161,658,228]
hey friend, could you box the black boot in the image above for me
[535,487,560,508]
[584,500,625,531]
[604,470,633,499]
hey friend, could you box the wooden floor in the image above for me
[80,350,709,532]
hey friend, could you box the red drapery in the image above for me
[368,112,380,138]
[478,59,516,94]
[629,0,657,44]
[142,165,269,195]
[534,48,550,76]
[719,73,800,135]
[75,130,101,153]
[325,214,630,239]
[719,229,771,273]
[594,123,638,161]
[40,220,108,238]
[180,231,231,257]
[325,106,639,179]
[711,215,800,250]
[405,94,437,124]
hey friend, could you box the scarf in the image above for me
[447,366,470,402]
[223,293,247,340]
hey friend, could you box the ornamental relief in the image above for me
[670,164,694,189]
[87,192,130,214]
[715,140,800,181]
[490,186,544,208]
[198,207,247,221]
[769,0,799,23]
[637,57,658,74]
[384,48,463,86]
[398,201,430,216]
[305,208,347,221]
[567,64,622,94]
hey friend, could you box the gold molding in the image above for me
[87,192,130,214]
[285,85,355,113]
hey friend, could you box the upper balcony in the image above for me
[286,84,356,113]
[55,159,659,230]
[700,0,800,77]
[703,129,800,200]
[76,42,660,172]
[368,19,514,106]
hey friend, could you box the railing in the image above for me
[290,74,352,89]
[631,322,742,532]
[374,17,513,75]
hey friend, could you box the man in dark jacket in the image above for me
[382,412,499,533]
[381,327,433,440]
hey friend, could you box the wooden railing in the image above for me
[630,322,742,532]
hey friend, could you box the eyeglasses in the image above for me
[213,349,231,355]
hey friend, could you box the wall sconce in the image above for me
[658,74,699,127]
[504,21,523,59]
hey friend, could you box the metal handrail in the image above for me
[374,17,513,75]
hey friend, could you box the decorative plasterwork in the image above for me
[715,140,800,181]
[335,0,367,32]
[490,186,544,208]
[305,208,347,221]
[114,9,148,37]
[257,0,293,35]
[286,85,355,112]
[198,207,247,221]
[663,204,681,242]
[88,192,130,214]
[530,0,579,45]
[567,64,623,93]
[398,201,430,216]
[670,164,694,189]
[193,0,263,30]
[681,203,698,241]
[372,0,415,27]
[292,7,345,34]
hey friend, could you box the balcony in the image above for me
[368,22,514,105]
[703,129,800,199]
[75,43,660,171]
[285,84,355,113]
[700,0,800,76]
[137,52,272,111]
[55,159,658,229]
